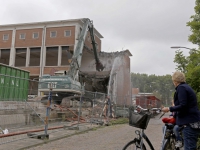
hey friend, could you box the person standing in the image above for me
[162,71,200,150]
[105,96,112,117]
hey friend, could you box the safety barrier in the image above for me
[0,75,133,149]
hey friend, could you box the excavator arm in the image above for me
[38,18,104,99]
[88,21,104,71]
[68,18,104,80]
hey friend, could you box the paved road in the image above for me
[24,114,167,150]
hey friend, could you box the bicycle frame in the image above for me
[160,123,182,150]
[160,125,167,150]
[137,129,155,150]
[122,105,163,150]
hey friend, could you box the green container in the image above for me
[0,63,29,101]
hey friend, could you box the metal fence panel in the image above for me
[0,76,135,149]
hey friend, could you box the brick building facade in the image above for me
[0,18,132,105]
[0,18,103,78]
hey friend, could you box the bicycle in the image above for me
[161,122,183,150]
[122,105,160,150]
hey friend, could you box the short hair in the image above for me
[172,71,185,83]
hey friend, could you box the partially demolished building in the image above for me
[0,18,132,106]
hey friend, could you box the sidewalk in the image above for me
[1,113,169,150]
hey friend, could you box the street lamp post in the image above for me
[171,46,193,50]
[171,46,199,52]
[144,82,155,108]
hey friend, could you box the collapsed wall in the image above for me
[80,49,132,106]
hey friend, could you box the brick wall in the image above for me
[15,28,43,47]
[46,26,75,46]
[0,30,12,48]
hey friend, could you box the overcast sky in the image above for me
[0,0,197,76]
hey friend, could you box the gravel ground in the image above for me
[25,114,168,150]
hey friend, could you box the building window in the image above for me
[0,49,10,65]
[50,31,57,38]
[3,34,9,40]
[30,47,41,66]
[19,33,25,39]
[46,47,58,66]
[15,48,26,67]
[33,32,39,39]
[64,30,71,37]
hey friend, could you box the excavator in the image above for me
[38,18,104,104]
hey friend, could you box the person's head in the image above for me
[172,71,185,87]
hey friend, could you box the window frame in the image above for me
[3,34,9,41]
[32,32,39,39]
[19,33,26,39]
[50,31,57,38]
[64,30,71,37]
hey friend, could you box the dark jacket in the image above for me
[169,82,200,125]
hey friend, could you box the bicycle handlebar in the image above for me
[136,105,161,112]
[136,105,148,111]
[135,105,164,118]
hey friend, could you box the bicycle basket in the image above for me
[129,106,151,129]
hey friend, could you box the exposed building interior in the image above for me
[0,18,132,106]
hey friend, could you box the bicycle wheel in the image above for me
[163,138,180,150]
[122,140,147,150]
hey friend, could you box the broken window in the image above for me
[29,47,41,66]
[15,48,26,67]
[61,46,73,65]
[46,47,58,66]
[3,34,9,40]
[0,49,10,65]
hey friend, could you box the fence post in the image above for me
[44,83,52,135]
[100,94,106,118]
[77,92,83,129]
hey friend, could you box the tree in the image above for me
[173,50,188,73]
[186,0,200,93]
[177,1,200,146]
[187,0,200,45]
[187,0,200,46]
[173,49,200,101]
[131,73,174,105]
[175,0,200,108]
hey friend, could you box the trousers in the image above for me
[173,125,182,141]
[183,125,199,150]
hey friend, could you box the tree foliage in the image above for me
[173,47,200,106]
[175,0,200,145]
[187,0,200,45]
[131,73,174,106]
[174,0,200,108]
[173,50,188,73]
